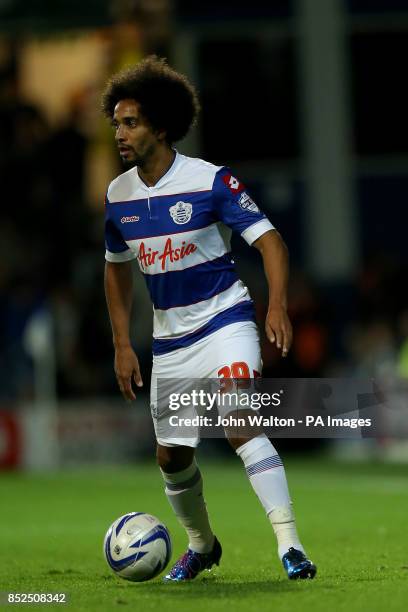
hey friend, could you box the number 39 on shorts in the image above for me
[217,362,260,390]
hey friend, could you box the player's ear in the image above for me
[156,128,167,142]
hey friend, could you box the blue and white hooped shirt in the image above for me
[105,151,274,355]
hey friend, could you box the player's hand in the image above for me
[114,345,143,401]
[265,306,293,357]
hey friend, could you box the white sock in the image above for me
[268,506,304,560]
[161,459,215,554]
[236,434,305,559]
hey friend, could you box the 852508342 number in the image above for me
[2,593,68,604]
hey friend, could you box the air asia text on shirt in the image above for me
[138,238,197,271]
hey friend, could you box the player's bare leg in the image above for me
[157,444,221,581]
[157,444,195,474]
[228,422,316,580]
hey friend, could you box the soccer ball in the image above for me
[103,512,172,582]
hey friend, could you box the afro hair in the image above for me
[101,55,200,144]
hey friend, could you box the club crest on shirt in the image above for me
[238,191,260,213]
[169,201,193,224]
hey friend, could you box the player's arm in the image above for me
[253,230,292,357]
[104,260,143,401]
[212,168,292,356]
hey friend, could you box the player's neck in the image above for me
[137,147,176,187]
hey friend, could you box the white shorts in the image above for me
[150,321,262,447]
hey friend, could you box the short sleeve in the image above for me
[212,168,275,245]
[104,195,136,263]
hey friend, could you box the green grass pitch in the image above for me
[1,456,408,611]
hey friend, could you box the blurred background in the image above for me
[1,0,408,470]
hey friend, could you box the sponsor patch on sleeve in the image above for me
[222,173,245,194]
[238,191,260,213]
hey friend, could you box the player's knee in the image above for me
[227,436,250,451]
[227,433,261,451]
[224,410,263,451]
[156,444,195,473]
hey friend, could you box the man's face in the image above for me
[111,99,159,167]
